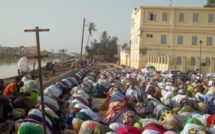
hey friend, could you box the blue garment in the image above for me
[110,90,126,103]
[205,104,215,114]
[204,94,213,103]
[66,112,77,129]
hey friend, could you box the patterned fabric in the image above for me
[138,118,161,128]
[79,120,100,134]
[107,100,125,115]
[161,114,183,132]
[154,104,170,120]
[198,103,206,114]
[180,124,207,134]
[181,106,195,113]
[37,96,59,112]
[27,108,52,127]
[199,114,210,126]
[100,95,111,111]
[122,111,140,125]
[186,118,205,127]
[188,128,204,134]
[90,124,114,134]
[142,123,167,133]
[109,122,125,132]
[72,118,83,133]
[110,91,126,103]
[104,107,124,125]
[20,119,52,134]
[159,110,174,122]
[117,125,142,134]
[72,96,88,106]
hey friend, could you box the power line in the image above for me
[63,1,130,42]
[64,0,82,20]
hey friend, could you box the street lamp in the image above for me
[199,40,202,75]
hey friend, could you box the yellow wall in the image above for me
[128,6,215,72]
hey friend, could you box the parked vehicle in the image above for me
[206,73,215,78]
[161,69,189,82]
[141,65,156,74]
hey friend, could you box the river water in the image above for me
[0,57,62,79]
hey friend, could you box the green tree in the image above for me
[61,49,65,53]
[122,43,128,50]
[204,0,215,7]
[86,31,119,62]
[86,22,97,47]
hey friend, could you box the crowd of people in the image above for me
[1,62,215,134]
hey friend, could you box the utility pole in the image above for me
[170,0,172,6]
[79,18,85,68]
[24,26,49,134]
[199,40,202,75]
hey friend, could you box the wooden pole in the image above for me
[79,18,85,68]
[24,26,49,134]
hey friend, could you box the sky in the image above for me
[0,0,206,53]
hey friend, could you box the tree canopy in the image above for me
[86,22,97,47]
[122,43,128,50]
[86,31,119,62]
[204,0,215,7]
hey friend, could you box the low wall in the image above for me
[42,68,79,89]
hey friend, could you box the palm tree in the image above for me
[86,22,97,47]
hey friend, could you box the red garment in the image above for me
[143,123,167,134]
[207,114,215,128]
[118,125,142,134]
[104,106,122,123]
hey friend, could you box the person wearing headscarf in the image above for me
[109,122,125,132]
[122,111,140,126]
[170,89,187,107]
[79,120,100,134]
[161,114,183,132]
[205,96,215,114]
[75,112,93,121]
[117,125,142,134]
[126,82,139,102]
[72,118,83,133]
[142,123,167,134]
[90,124,114,134]
[80,108,100,122]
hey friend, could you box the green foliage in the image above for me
[86,22,97,47]
[122,43,128,50]
[204,0,215,7]
[86,31,119,62]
